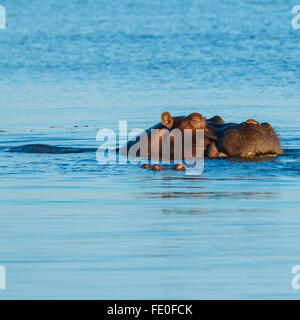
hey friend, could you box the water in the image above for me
[1,0,300,299]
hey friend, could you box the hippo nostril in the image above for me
[246,119,259,125]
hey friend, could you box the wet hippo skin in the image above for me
[123,112,282,160]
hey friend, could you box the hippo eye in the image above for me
[261,123,272,130]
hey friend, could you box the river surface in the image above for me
[0,0,300,299]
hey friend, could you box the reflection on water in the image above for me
[161,208,212,215]
[162,207,281,216]
[142,191,278,200]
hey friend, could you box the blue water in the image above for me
[1,0,300,299]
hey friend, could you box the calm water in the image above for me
[1,0,300,299]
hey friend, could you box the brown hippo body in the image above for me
[213,120,282,158]
[123,112,282,160]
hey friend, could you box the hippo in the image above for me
[122,112,282,169]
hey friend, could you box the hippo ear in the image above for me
[161,112,174,129]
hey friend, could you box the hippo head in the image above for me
[219,119,282,158]
[161,112,207,131]
[159,111,208,159]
